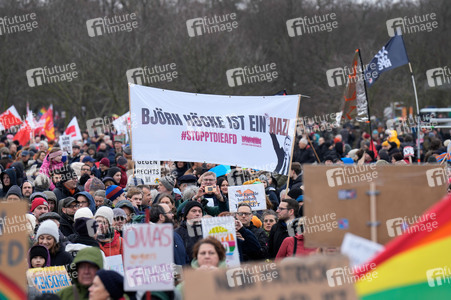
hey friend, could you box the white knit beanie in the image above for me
[36,220,59,243]
[94,206,114,226]
[74,207,93,221]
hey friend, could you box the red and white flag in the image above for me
[65,116,82,141]
[0,105,22,131]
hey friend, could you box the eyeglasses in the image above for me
[277,207,289,211]
[114,217,125,221]
[202,178,215,182]
[236,212,252,216]
[68,204,79,209]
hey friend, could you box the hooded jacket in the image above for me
[0,168,17,197]
[74,191,96,214]
[53,181,81,201]
[11,162,25,186]
[57,247,104,300]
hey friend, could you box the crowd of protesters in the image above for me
[0,120,450,300]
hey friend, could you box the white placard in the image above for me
[105,254,124,276]
[135,160,160,185]
[341,232,384,267]
[123,224,174,291]
[228,183,267,212]
[202,216,240,268]
[60,134,72,155]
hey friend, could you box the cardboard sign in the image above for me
[184,254,358,300]
[303,165,449,247]
[26,266,72,294]
[0,202,29,299]
[105,254,124,276]
[135,160,160,185]
[123,224,174,291]
[59,134,72,155]
[341,233,384,267]
[202,216,240,268]
[228,183,267,212]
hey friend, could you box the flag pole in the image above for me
[357,49,375,156]
[408,62,422,163]
[285,94,302,194]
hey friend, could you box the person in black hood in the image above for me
[11,161,25,186]
[171,161,189,179]
[68,217,99,247]
[0,168,17,197]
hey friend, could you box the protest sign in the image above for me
[123,224,174,291]
[184,254,358,300]
[130,84,300,176]
[341,233,384,267]
[0,202,28,300]
[135,160,160,185]
[228,183,267,212]
[26,266,72,294]
[303,165,448,247]
[202,216,240,268]
[59,134,72,154]
[105,254,124,276]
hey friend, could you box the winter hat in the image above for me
[122,145,131,155]
[6,185,22,198]
[117,156,127,166]
[113,208,126,219]
[97,270,125,300]
[36,220,59,243]
[102,177,118,186]
[43,191,57,204]
[56,166,77,183]
[74,207,94,221]
[115,200,134,212]
[61,197,77,208]
[160,175,175,192]
[183,201,203,220]
[95,206,114,225]
[288,188,304,202]
[79,174,91,186]
[99,158,110,167]
[30,192,48,202]
[106,185,125,201]
[85,177,105,193]
[29,245,49,267]
[38,212,61,223]
[30,197,49,212]
[74,217,96,237]
[34,174,51,191]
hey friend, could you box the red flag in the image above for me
[13,121,32,146]
[64,117,82,140]
[0,105,22,130]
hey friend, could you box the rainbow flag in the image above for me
[355,193,451,299]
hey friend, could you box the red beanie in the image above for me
[30,197,49,212]
[99,158,110,167]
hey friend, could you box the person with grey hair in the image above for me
[33,173,51,192]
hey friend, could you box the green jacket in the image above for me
[57,247,104,300]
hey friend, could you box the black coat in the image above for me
[294,146,316,164]
[268,220,289,258]
[60,213,76,237]
[50,245,73,268]
[175,221,202,262]
[246,223,269,260]
[53,182,80,201]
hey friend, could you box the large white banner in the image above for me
[130,84,300,175]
